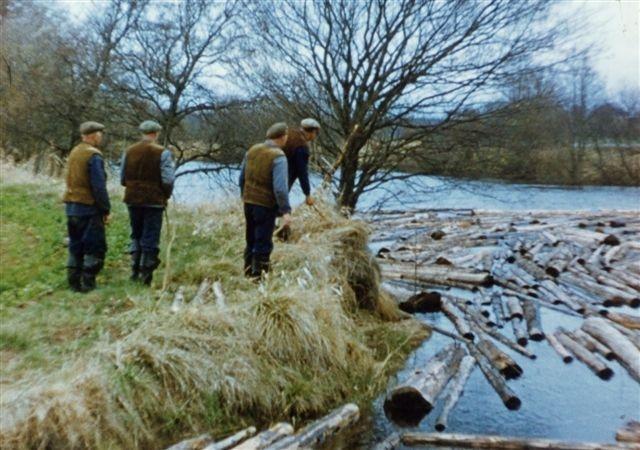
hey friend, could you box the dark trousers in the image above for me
[244,203,277,263]
[67,214,106,272]
[127,206,164,254]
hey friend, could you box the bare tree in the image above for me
[240,0,571,210]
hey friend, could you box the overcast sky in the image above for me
[56,0,639,97]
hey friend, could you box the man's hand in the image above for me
[305,196,315,206]
[282,213,292,227]
[103,214,111,225]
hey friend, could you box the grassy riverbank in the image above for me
[0,163,427,449]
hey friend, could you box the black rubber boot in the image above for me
[81,254,104,292]
[140,251,160,286]
[243,248,253,277]
[130,252,141,281]
[250,254,270,279]
[67,267,83,292]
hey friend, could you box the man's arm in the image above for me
[238,153,247,196]
[160,149,175,198]
[88,154,111,215]
[120,151,127,186]
[272,155,291,215]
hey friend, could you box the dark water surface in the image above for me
[174,168,640,448]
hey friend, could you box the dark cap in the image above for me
[79,121,105,135]
[266,122,288,139]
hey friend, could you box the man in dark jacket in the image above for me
[63,121,111,292]
[239,122,292,278]
[281,118,320,205]
[120,120,175,285]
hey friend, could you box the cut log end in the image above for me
[505,396,522,410]
[516,337,528,347]
[629,298,640,308]
[597,367,615,380]
[529,332,545,342]
[563,355,574,363]
[435,423,446,432]
[603,234,620,246]
[383,390,432,426]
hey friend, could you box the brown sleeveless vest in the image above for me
[242,143,285,208]
[63,143,102,205]
[123,140,167,206]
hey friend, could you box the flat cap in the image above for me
[139,120,162,134]
[300,118,321,130]
[79,121,105,135]
[266,122,288,139]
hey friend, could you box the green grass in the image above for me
[0,167,428,449]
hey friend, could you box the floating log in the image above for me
[434,355,476,432]
[608,321,640,349]
[505,296,524,320]
[469,316,536,359]
[563,272,639,308]
[268,404,359,450]
[555,330,614,380]
[516,256,548,279]
[381,262,494,287]
[476,339,523,380]
[465,343,521,410]
[605,311,640,330]
[538,279,585,313]
[424,322,465,341]
[384,344,465,425]
[582,317,640,382]
[203,427,257,450]
[373,433,401,450]
[511,317,528,347]
[571,329,615,361]
[617,420,640,444]
[231,423,293,450]
[521,300,544,341]
[166,434,213,450]
[401,432,636,449]
[399,291,442,313]
[545,332,573,363]
[490,291,506,327]
[441,300,475,340]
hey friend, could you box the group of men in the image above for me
[63,118,320,291]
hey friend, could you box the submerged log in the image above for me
[466,343,521,410]
[441,300,475,340]
[521,300,544,341]
[434,355,476,432]
[582,317,640,382]
[231,423,293,450]
[617,420,640,444]
[476,339,523,380]
[268,404,359,450]
[399,291,442,313]
[545,332,573,363]
[384,344,465,425]
[203,428,257,450]
[555,330,614,380]
[401,432,636,449]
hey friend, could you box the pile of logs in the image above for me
[165,403,359,450]
[370,209,640,428]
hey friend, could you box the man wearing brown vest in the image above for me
[282,118,321,205]
[63,121,111,292]
[120,120,175,285]
[239,122,292,278]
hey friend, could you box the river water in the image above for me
[173,167,640,449]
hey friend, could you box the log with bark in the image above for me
[476,339,523,380]
[398,291,442,313]
[571,329,615,361]
[581,317,640,382]
[555,330,614,380]
[465,343,521,410]
[521,300,544,341]
[381,262,494,287]
[231,423,293,450]
[605,311,640,330]
[268,404,359,450]
[372,433,401,450]
[441,300,475,341]
[383,344,465,425]
[434,355,476,432]
[545,332,573,363]
[401,432,638,449]
[511,317,528,347]
[505,296,524,320]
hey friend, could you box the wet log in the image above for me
[505,296,524,320]
[441,300,475,340]
[516,256,548,279]
[231,423,293,450]
[581,264,640,297]
[476,339,523,379]
[384,344,465,425]
[166,434,213,450]
[268,404,359,450]
[465,343,521,410]
[555,330,614,380]
[203,427,257,450]
[521,300,544,341]
[511,317,528,347]
[571,329,615,361]
[401,432,636,449]
[582,317,640,382]
[545,332,573,363]
[399,291,442,313]
[469,316,536,359]
[617,420,640,444]
[504,288,581,317]
[608,321,640,349]
[490,291,506,327]
[434,355,476,432]
[562,273,639,308]
[538,279,585,313]
[608,268,640,292]
[373,433,401,450]
[381,263,494,287]
[606,311,640,330]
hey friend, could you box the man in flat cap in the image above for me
[282,118,321,205]
[63,121,111,292]
[120,120,175,285]
[239,122,292,278]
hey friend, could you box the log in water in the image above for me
[466,343,521,410]
[476,339,523,380]
[434,355,476,432]
[521,299,544,341]
[546,332,573,363]
[555,330,614,380]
